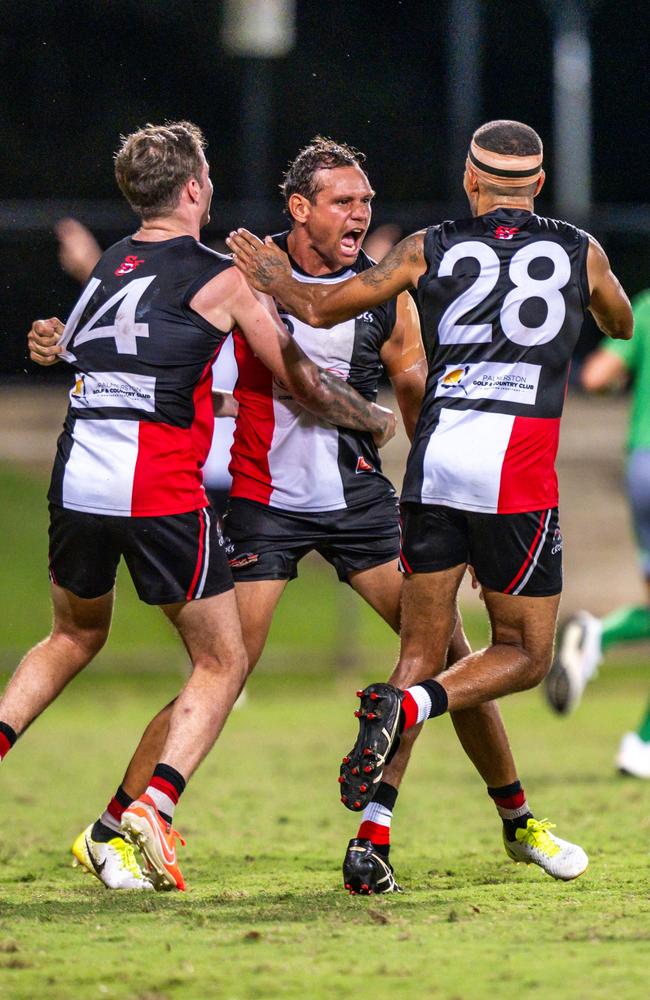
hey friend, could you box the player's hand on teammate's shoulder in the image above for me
[371,403,397,448]
[28,317,64,366]
[226,229,291,292]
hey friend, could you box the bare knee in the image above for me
[528,647,553,687]
[51,623,109,663]
[515,645,553,690]
[194,648,248,685]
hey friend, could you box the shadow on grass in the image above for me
[0,859,601,930]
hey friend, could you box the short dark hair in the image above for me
[114,120,207,220]
[472,119,543,158]
[280,136,367,208]
[471,120,543,196]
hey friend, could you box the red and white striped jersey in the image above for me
[402,209,590,513]
[228,234,397,512]
[48,235,232,516]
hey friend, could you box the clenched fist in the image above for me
[28,317,64,366]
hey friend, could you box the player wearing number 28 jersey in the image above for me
[229,120,633,880]
[403,210,588,515]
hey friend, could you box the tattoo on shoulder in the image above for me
[358,233,424,288]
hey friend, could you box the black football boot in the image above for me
[338,683,403,812]
[342,838,402,895]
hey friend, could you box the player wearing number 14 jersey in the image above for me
[228,119,633,879]
[1,121,395,893]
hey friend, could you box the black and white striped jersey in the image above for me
[229,233,398,512]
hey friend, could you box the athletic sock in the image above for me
[400,679,448,733]
[0,722,17,761]
[91,785,133,842]
[487,780,534,842]
[636,697,650,743]
[357,782,398,860]
[601,604,650,651]
[145,763,186,824]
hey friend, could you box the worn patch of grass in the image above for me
[1,663,650,999]
[2,465,650,998]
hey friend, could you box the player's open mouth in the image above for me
[339,229,365,256]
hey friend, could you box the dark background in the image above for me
[1,0,649,377]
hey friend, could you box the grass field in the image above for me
[2,466,650,999]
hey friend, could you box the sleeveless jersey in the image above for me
[48,235,232,516]
[402,208,590,513]
[229,233,397,512]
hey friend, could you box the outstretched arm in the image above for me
[587,237,633,340]
[226,229,427,329]
[190,267,396,447]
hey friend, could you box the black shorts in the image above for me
[48,504,234,605]
[399,502,563,597]
[222,496,401,583]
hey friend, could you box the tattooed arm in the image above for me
[191,266,396,447]
[226,229,428,329]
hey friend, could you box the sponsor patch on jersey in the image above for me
[435,362,540,405]
[70,371,156,411]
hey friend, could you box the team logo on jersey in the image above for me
[436,362,540,405]
[228,551,259,569]
[440,366,470,395]
[71,373,86,398]
[356,456,375,474]
[114,254,145,277]
[494,225,520,240]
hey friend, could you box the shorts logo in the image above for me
[435,362,541,405]
[356,456,375,474]
[551,527,563,555]
[228,552,259,569]
[494,225,520,240]
[69,371,156,412]
[115,254,145,276]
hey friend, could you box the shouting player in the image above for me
[6,121,395,892]
[228,119,633,881]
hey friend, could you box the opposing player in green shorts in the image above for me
[545,290,650,777]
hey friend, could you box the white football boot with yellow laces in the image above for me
[71,824,154,889]
[504,818,588,881]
